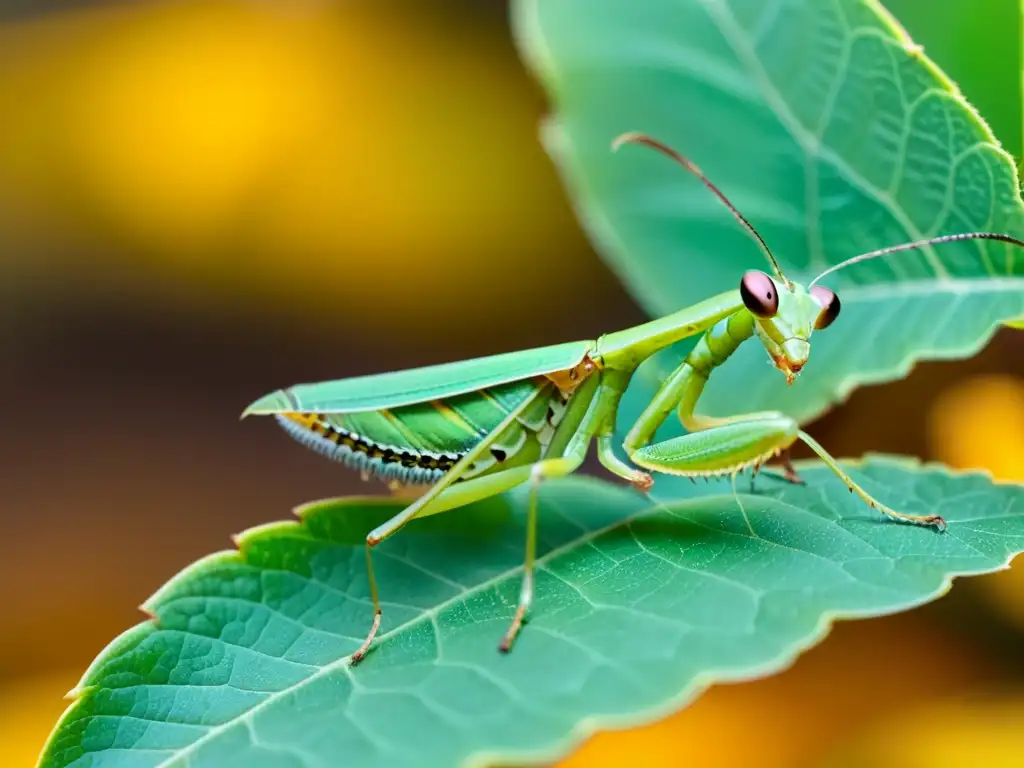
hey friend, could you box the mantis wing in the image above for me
[243,340,595,415]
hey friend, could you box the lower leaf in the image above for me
[40,459,1024,768]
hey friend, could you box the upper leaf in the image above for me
[40,461,1024,767]
[514,0,1024,424]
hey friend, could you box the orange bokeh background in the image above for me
[0,2,1021,766]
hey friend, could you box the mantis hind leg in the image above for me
[335,376,602,664]
[321,386,554,665]
[628,414,946,531]
[337,449,589,662]
[340,458,575,664]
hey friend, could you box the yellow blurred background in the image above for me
[0,1,1021,766]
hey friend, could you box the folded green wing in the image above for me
[243,340,595,415]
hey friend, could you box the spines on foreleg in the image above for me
[629,416,799,479]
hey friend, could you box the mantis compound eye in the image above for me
[810,285,841,329]
[739,270,779,317]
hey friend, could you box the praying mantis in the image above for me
[244,131,1024,664]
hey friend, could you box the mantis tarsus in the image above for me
[244,131,1024,663]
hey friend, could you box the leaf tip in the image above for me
[137,603,160,626]
[292,499,321,520]
[231,520,307,555]
[63,684,85,701]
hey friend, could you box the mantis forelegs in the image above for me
[620,313,945,531]
[629,413,946,530]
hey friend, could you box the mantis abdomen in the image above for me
[275,377,570,486]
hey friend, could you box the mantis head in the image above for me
[612,130,1024,387]
[738,270,838,385]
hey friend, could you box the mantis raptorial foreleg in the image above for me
[632,406,946,530]
[620,312,946,530]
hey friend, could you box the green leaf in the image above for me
[40,460,1024,767]
[882,0,1022,160]
[514,0,1024,425]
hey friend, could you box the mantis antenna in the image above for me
[809,232,1024,287]
[612,131,789,285]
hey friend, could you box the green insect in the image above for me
[244,132,1024,663]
